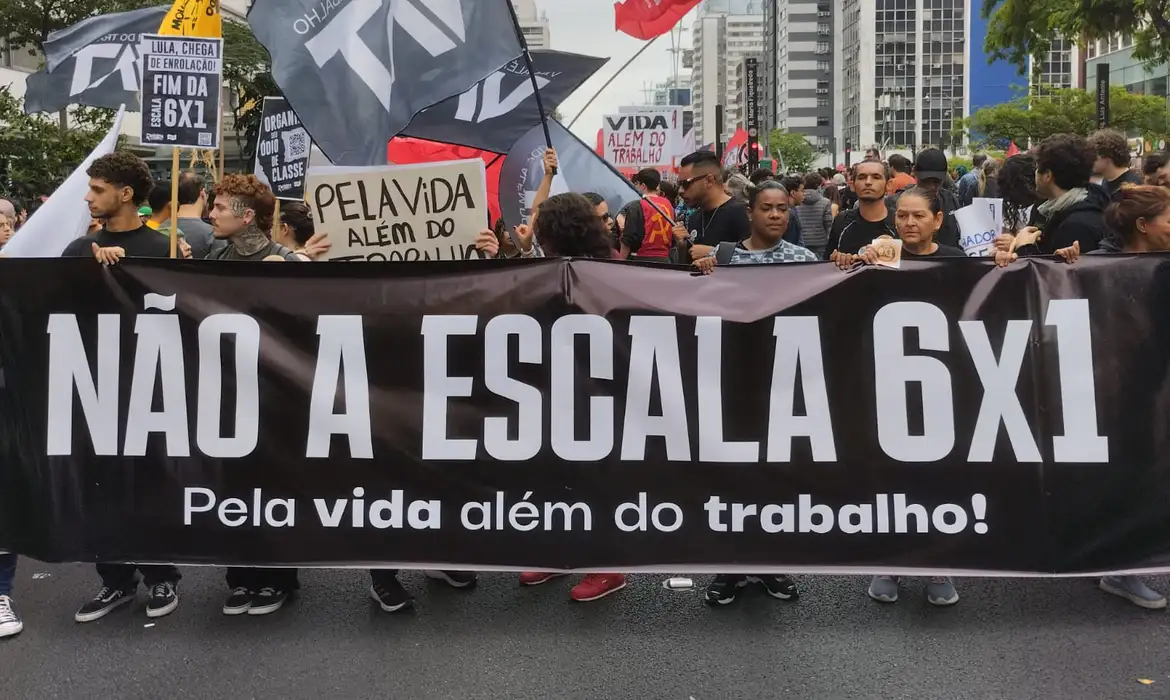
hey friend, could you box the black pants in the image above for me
[226,567,300,592]
[97,563,181,590]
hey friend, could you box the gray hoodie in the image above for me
[796,189,833,252]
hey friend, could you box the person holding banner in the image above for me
[206,175,303,262]
[61,152,184,622]
[676,152,752,262]
[0,552,20,637]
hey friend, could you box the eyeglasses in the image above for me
[679,173,711,189]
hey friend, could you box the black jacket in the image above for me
[1020,184,1111,256]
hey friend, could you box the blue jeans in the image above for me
[0,553,16,596]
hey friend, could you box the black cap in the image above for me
[914,148,948,181]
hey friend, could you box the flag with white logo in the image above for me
[248,0,523,166]
[403,50,607,154]
[499,120,641,228]
[23,6,168,114]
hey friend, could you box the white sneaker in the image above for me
[0,595,23,638]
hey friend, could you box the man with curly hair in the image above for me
[1088,129,1142,200]
[62,151,172,260]
[62,152,185,623]
[206,174,303,261]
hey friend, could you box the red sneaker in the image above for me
[519,572,568,586]
[570,574,627,602]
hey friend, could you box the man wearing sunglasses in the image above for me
[675,151,752,261]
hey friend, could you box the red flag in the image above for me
[1005,141,1020,157]
[388,137,504,224]
[615,0,703,40]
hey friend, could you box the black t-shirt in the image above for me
[687,198,750,247]
[1106,169,1143,200]
[61,224,172,258]
[902,243,966,259]
[826,208,897,257]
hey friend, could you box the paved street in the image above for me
[6,564,1170,699]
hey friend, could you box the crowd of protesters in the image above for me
[2,130,1170,638]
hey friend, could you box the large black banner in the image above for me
[1,256,1169,576]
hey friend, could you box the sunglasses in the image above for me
[679,173,711,189]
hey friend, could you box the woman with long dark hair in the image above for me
[997,154,1040,235]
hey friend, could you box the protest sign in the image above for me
[603,110,678,168]
[254,97,312,200]
[954,203,998,257]
[973,198,1004,234]
[138,34,222,148]
[308,159,487,262]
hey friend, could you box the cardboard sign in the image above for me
[972,197,1004,234]
[603,110,678,168]
[138,34,222,149]
[308,159,488,262]
[955,203,998,257]
[254,97,312,201]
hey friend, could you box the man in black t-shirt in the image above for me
[1089,129,1143,200]
[826,159,898,262]
[676,151,751,261]
[62,151,173,260]
[63,151,184,625]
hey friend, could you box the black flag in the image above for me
[248,0,523,166]
[23,6,167,114]
[499,120,641,228]
[403,50,608,154]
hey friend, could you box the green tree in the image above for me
[982,0,1170,70]
[768,130,816,174]
[960,85,1170,146]
[222,18,280,167]
[0,87,122,200]
[0,1,283,194]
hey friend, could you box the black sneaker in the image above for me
[222,587,253,616]
[247,587,289,616]
[370,578,413,613]
[75,585,135,623]
[750,574,799,600]
[704,574,747,606]
[146,582,179,619]
[425,570,478,589]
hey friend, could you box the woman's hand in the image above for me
[302,231,332,260]
[92,242,125,265]
[474,229,499,258]
[994,250,1018,267]
[693,255,716,275]
[542,148,558,176]
[1013,226,1042,250]
[856,246,879,266]
[1055,240,1081,264]
[994,232,1014,252]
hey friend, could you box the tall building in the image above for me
[513,0,551,50]
[839,0,1022,155]
[1032,38,1083,90]
[1085,33,1168,128]
[762,0,836,153]
[691,0,764,146]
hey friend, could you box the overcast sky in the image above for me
[545,0,697,144]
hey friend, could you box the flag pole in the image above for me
[504,0,555,174]
[169,147,180,258]
[567,35,660,130]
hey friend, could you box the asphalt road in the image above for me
[5,563,1170,699]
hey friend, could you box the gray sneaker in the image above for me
[868,575,899,603]
[1100,576,1168,610]
[926,577,959,606]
